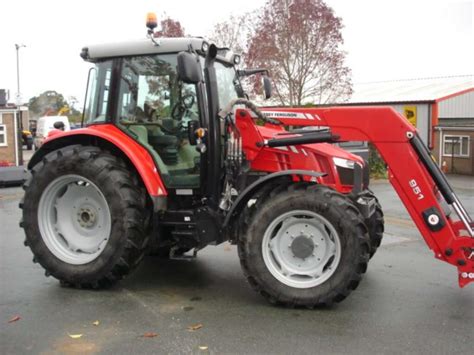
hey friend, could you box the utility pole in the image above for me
[15,44,26,105]
[15,43,26,166]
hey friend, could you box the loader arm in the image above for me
[241,106,474,287]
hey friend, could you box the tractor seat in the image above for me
[128,124,200,188]
[128,125,170,176]
[148,134,178,147]
[148,134,179,165]
[147,119,179,165]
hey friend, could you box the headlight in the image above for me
[333,157,355,169]
[201,42,209,52]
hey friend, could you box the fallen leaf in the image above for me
[92,320,100,326]
[8,315,21,323]
[187,323,203,331]
[68,333,83,339]
[142,332,158,338]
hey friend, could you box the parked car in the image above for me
[33,116,71,149]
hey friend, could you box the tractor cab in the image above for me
[80,30,275,213]
[81,38,239,192]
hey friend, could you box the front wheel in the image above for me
[238,184,370,307]
[20,145,150,288]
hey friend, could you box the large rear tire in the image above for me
[20,145,150,288]
[238,184,370,307]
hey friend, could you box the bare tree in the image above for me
[208,14,255,53]
[246,0,352,106]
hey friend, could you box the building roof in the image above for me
[346,75,474,104]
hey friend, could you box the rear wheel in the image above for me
[238,184,370,307]
[20,145,149,288]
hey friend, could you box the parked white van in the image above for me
[34,116,71,149]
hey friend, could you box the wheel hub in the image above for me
[291,235,315,259]
[77,207,97,228]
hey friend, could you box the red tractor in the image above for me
[20,19,473,307]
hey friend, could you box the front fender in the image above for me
[223,169,326,228]
[28,124,167,197]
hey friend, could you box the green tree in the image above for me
[28,90,68,118]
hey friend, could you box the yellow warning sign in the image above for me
[403,106,417,127]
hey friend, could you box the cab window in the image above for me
[116,54,201,189]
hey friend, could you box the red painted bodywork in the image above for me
[235,111,364,193]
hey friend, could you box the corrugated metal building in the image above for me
[338,75,474,175]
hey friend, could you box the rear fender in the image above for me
[28,125,167,198]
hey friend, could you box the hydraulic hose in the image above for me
[219,98,281,125]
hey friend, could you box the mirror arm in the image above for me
[237,68,269,77]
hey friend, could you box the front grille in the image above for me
[362,160,370,189]
[337,166,354,185]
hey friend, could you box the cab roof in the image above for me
[80,37,207,62]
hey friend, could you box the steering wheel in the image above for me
[171,94,196,121]
[171,103,186,121]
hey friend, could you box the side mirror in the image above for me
[262,75,272,100]
[177,52,202,84]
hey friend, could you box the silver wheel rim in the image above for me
[262,210,341,289]
[38,174,111,265]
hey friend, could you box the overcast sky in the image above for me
[0,0,472,107]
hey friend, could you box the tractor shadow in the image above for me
[118,248,265,306]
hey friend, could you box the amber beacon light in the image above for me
[146,12,158,31]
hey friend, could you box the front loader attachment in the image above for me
[255,106,474,287]
[407,132,473,287]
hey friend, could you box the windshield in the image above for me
[214,61,240,110]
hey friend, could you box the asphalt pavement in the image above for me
[1,177,473,354]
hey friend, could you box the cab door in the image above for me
[114,54,202,191]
